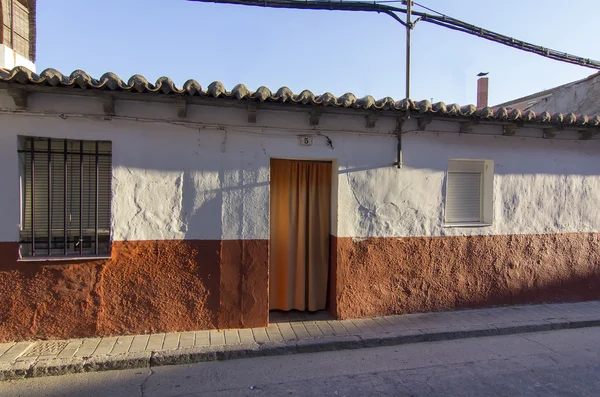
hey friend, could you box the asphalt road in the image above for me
[2,327,600,397]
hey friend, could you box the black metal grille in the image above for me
[18,137,112,257]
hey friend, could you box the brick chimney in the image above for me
[477,77,489,108]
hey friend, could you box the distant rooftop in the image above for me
[495,72,600,112]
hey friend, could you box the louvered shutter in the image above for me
[2,0,30,59]
[20,138,111,257]
[1,0,11,48]
[12,1,29,59]
[446,171,482,223]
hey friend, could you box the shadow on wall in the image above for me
[111,126,600,177]
[4,128,600,342]
[109,127,600,245]
[179,169,223,239]
[333,233,600,320]
[179,166,270,330]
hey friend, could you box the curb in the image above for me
[2,317,599,381]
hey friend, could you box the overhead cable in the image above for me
[187,0,600,69]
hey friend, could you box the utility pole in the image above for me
[398,0,413,169]
[405,0,412,99]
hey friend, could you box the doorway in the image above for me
[269,159,332,312]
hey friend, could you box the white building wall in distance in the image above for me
[0,97,599,242]
[0,45,35,72]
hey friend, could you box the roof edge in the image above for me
[1,66,600,130]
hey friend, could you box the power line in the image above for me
[412,1,443,16]
[187,0,600,70]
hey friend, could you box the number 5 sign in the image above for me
[298,136,313,146]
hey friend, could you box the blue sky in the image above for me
[37,0,600,106]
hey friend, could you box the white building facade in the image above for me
[0,67,599,342]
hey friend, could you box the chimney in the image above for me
[477,77,489,108]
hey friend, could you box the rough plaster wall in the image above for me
[1,92,600,340]
[0,94,599,243]
[335,233,600,319]
[529,75,600,115]
[0,240,222,342]
[339,132,600,238]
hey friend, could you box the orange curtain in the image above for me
[270,159,332,311]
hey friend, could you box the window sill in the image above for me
[17,255,111,263]
[443,222,492,228]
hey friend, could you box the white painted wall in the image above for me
[0,90,599,243]
[524,74,600,116]
[0,45,35,72]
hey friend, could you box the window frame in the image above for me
[17,136,113,260]
[444,159,494,228]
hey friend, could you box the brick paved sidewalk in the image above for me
[2,301,600,380]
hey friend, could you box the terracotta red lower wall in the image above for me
[332,233,600,319]
[219,240,269,329]
[0,240,268,342]
[2,233,600,342]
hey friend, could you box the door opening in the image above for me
[269,159,332,312]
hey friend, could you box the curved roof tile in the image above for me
[128,74,150,92]
[252,86,271,101]
[508,108,521,120]
[494,107,509,120]
[183,79,202,96]
[317,92,336,106]
[431,102,446,113]
[522,110,536,122]
[232,83,249,100]
[537,111,552,123]
[476,107,494,119]
[207,81,226,97]
[41,68,65,86]
[0,66,598,129]
[273,86,293,102]
[461,104,477,116]
[374,97,393,110]
[357,95,375,109]
[564,112,577,124]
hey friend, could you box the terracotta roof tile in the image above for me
[1,67,599,129]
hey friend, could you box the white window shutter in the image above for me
[446,172,482,223]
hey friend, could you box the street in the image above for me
[1,327,599,396]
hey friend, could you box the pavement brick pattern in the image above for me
[1,301,599,379]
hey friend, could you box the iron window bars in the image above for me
[18,137,112,257]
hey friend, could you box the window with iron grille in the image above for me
[18,137,112,258]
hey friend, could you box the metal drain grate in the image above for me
[23,341,69,357]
